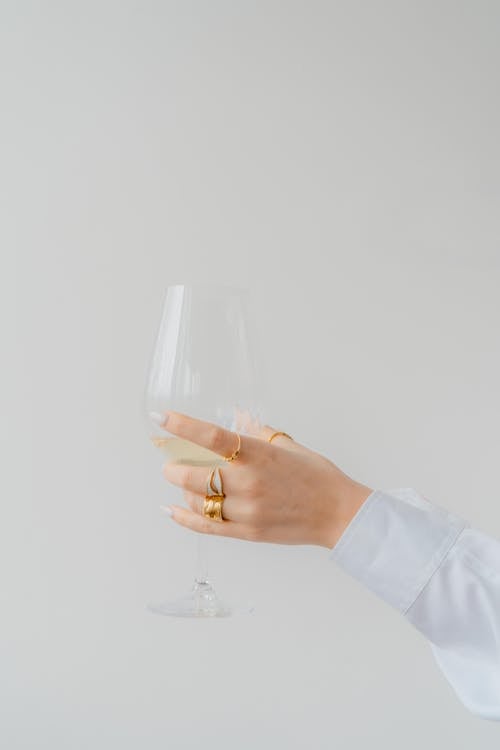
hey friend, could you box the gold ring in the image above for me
[224,432,241,462]
[268,431,294,444]
[203,466,226,522]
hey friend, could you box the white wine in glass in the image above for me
[150,436,224,466]
[144,283,263,617]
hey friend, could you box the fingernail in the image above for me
[160,505,174,517]
[150,411,169,427]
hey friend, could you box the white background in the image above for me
[2,1,500,747]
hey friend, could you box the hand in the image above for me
[160,412,373,549]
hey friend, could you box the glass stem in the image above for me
[195,534,209,584]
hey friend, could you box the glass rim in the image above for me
[162,282,252,295]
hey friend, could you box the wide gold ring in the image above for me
[203,466,226,522]
[224,432,241,462]
[268,431,294,444]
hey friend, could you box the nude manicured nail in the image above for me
[150,411,169,427]
[160,505,174,517]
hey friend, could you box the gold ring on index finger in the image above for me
[223,432,241,462]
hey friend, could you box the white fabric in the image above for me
[330,487,500,721]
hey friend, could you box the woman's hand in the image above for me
[159,412,373,549]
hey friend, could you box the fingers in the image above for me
[163,411,258,460]
[166,504,253,541]
[161,409,300,457]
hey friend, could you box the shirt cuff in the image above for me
[329,487,468,613]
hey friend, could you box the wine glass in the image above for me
[143,283,263,617]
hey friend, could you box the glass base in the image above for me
[147,580,254,618]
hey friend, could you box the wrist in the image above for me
[319,478,373,549]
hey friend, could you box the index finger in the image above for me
[158,411,261,460]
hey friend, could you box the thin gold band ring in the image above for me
[224,432,241,462]
[268,431,294,444]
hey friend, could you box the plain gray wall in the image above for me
[2,1,500,748]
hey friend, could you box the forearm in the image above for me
[329,486,500,720]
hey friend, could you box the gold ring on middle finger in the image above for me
[203,466,226,522]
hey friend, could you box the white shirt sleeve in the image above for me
[329,487,500,721]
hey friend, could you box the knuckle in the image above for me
[179,466,193,487]
[207,426,224,453]
[245,472,264,497]
[261,424,275,440]
[166,412,182,433]
[201,518,216,534]
[243,498,260,522]
[184,492,197,511]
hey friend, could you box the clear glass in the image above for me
[143,283,263,617]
